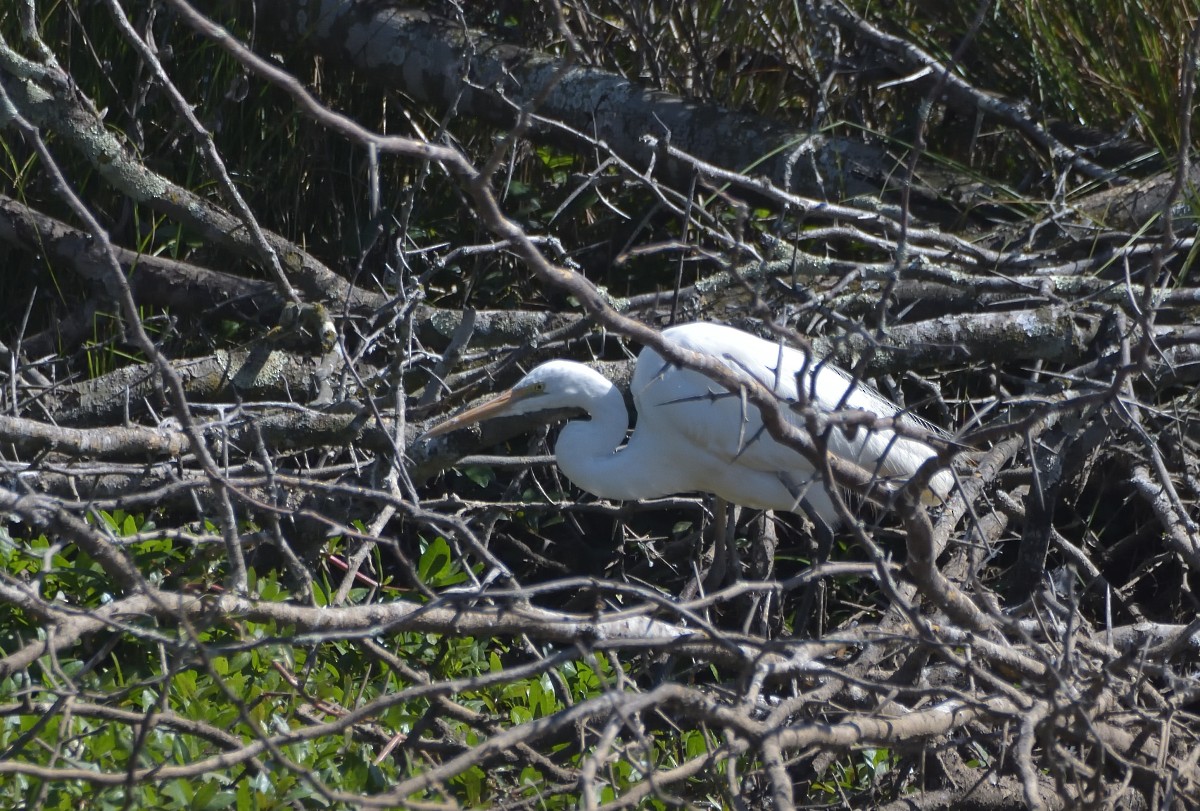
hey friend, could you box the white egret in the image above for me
[424,322,952,524]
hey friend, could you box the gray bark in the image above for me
[257,0,939,206]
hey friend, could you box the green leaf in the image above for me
[419,536,452,584]
[462,465,495,488]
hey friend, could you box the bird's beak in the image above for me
[422,388,519,439]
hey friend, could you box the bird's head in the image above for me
[422,360,607,439]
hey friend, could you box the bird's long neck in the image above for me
[553,380,665,502]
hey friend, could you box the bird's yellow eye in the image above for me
[514,381,545,399]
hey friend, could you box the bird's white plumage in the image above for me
[428,323,952,524]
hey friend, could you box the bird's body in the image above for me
[426,323,952,524]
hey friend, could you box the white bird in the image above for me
[424,322,952,524]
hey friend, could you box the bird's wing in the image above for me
[632,323,946,493]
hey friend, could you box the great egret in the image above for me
[424,322,952,524]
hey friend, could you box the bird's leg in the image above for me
[800,498,836,566]
[787,475,837,564]
[703,496,742,592]
[734,511,779,637]
[777,471,837,556]
[777,471,837,635]
[795,501,835,638]
[724,502,742,586]
[704,495,730,591]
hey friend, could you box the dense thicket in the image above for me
[0,2,1197,808]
